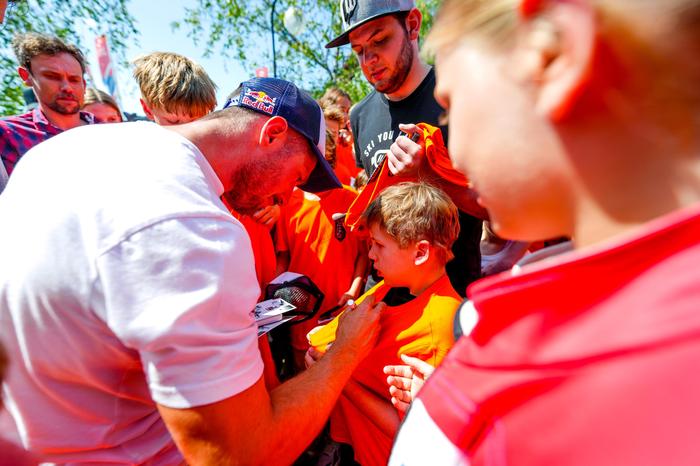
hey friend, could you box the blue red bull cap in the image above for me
[224,77,342,193]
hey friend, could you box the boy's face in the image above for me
[367,222,416,287]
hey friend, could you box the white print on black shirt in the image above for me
[363,130,395,170]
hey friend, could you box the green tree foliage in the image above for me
[173,0,439,103]
[0,0,137,116]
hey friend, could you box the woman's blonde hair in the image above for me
[83,88,122,119]
[427,0,700,53]
[362,182,460,264]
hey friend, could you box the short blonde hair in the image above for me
[132,52,217,118]
[83,88,122,118]
[363,182,460,263]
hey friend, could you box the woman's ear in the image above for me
[513,0,597,121]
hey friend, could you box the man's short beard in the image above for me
[46,100,80,115]
[374,32,414,95]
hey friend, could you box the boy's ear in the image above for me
[259,116,289,146]
[139,98,155,121]
[414,240,431,266]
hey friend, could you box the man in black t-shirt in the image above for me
[326,0,487,296]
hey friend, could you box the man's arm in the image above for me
[389,123,489,220]
[158,295,385,466]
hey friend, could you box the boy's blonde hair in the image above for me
[132,52,217,118]
[363,182,460,263]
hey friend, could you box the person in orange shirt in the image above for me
[320,87,359,186]
[276,181,368,371]
[307,181,462,466]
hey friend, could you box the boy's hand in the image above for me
[304,347,324,369]
[331,295,384,363]
[388,123,424,177]
[337,292,358,307]
[383,354,435,414]
[251,205,280,228]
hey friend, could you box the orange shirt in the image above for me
[334,141,360,186]
[228,209,280,389]
[309,274,461,466]
[345,123,473,231]
[276,186,363,350]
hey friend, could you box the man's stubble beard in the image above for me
[373,32,414,95]
[46,97,81,115]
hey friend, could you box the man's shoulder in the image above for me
[352,90,383,117]
[0,110,36,130]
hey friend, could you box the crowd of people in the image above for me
[1,0,700,464]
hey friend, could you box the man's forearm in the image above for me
[263,345,366,464]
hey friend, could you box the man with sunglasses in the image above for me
[0,32,92,184]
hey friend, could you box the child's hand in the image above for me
[251,204,280,228]
[383,354,435,414]
[337,292,357,307]
[304,347,324,369]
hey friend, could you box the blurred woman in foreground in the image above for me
[388,1,700,464]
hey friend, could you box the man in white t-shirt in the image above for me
[0,77,384,465]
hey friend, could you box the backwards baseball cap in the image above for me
[224,77,341,193]
[326,0,415,48]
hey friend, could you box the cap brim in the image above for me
[325,12,398,48]
[298,143,342,193]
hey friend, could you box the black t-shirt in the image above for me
[350,68,482,297]
[351,68,448,177]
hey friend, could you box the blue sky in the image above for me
[83,1,254,115]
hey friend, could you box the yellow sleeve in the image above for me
[307,281,385,353]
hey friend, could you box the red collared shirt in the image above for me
[392,204,700,465]
[0,107,94,176]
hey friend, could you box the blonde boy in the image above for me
[307,181,462,466]
[132,52,217,125]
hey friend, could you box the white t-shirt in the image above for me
[0,122,263,464]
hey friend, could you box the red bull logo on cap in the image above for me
[242,89,277,115]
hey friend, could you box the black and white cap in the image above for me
[326,0,415,48]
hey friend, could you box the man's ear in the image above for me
[258,116,289,146]
[139,98,155,121]
[18,67,31,87]
[406,8,422,42]
[414,240,430,266]
[514,0,597,121]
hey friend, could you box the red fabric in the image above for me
[345,123,468,230]
[413,204,700,465]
